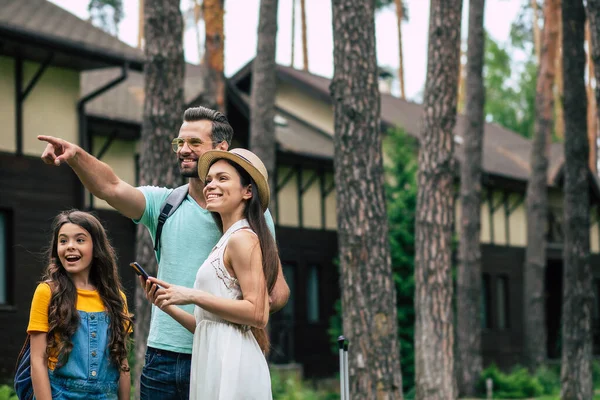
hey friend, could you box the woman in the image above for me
[149,148,278,399]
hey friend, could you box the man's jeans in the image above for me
[140,347,192,400]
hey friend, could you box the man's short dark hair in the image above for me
[183,106,233,146]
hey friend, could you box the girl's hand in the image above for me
[149,278,198,308]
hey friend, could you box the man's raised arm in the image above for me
[39,135,146,220]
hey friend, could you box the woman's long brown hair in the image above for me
[210,160,279,353]
[43,210,132,371]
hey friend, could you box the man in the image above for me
[39,106,290,400]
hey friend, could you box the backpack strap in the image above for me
[154,184,189,251]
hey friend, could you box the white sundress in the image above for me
[189,219,272,400]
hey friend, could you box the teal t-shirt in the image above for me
[135,185,275,354]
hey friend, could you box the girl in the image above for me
[27,210,132,400]
[148,148,278,399]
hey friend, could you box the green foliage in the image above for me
[484,33,537,139]
[0,385,17,400]
[88,0,124,36]
[593,359,600,389]
[327,298,342,355]
[478,364,545,398]
[270,370,337,400]
[383,128,417,394]
[509,0,541,52]
[533,364,561,396]
[328,128,417,394]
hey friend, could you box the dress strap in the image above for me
[214,219,251,249]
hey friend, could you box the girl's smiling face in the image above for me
[57,223,94,279]
[203,159,252,213]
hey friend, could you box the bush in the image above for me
[593,359,600,389]
[534,364,561,396]
[270,370,337,400]
[478,364,544,399]
[0,385,17,400]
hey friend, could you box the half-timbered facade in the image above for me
[0,0,144,378]
[3,0,600,381]
[229,61,600,374]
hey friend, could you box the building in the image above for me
[0,0,146,377]
[2,0,600,381]
[229,61,600,372]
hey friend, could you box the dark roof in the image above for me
[82,64,205,124]
[231,62,567,186]
[0,0,144,70]
[230,87,334,159]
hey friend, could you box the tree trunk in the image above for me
[456,0,486,396]
[414,0,462,398]
[330,0,403,398]
[202,0,226,112]
[250,0,278,205]
[300,0,309,71]
[457,48,466,113]
[560,1,593,398]
[291,0,296,67]
[394,0,405,99]
[586,22,598,175]
[523,0,558,372]
[133,0,185,397]
[194,0,204,65]
[554,3,564,140]
[137,0,144,48]
[587,0,600,175]
[533,0,542,62]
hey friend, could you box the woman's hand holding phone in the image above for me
[130,262,162,303]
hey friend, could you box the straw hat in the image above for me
[197,148,270,211]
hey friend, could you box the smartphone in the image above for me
[130,261,150,281]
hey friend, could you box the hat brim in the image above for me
[198,150,270,211]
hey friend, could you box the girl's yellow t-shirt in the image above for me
[27,283,131,369]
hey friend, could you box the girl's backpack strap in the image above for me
[15,281,53,400]
[14,334,33,400]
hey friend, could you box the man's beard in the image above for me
[180,160,199,178]
[181,169,199,178]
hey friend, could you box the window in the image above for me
[481,274,492,329]
[496,276,510,329]
[306,264,320,323]
[0,212,7,304]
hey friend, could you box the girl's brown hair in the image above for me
[210,160,279,353]
[43,210,132,371]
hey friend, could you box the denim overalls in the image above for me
[47,310,120,399]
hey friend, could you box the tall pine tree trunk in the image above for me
[250,0,278,201]
[533,0,542,62]
[586,22,598,175]
[587,0,600,176]
[202,0,226,112]
[560,1,593,397]
[524,0,559,371]
[456,0,486,396]
[290,0,296,66]
[133,0,185,396]
[554,4,564,141]
[394,0,405,99]
[330,0,403,398]
[300,0,309,71]
[414,0,462,398]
